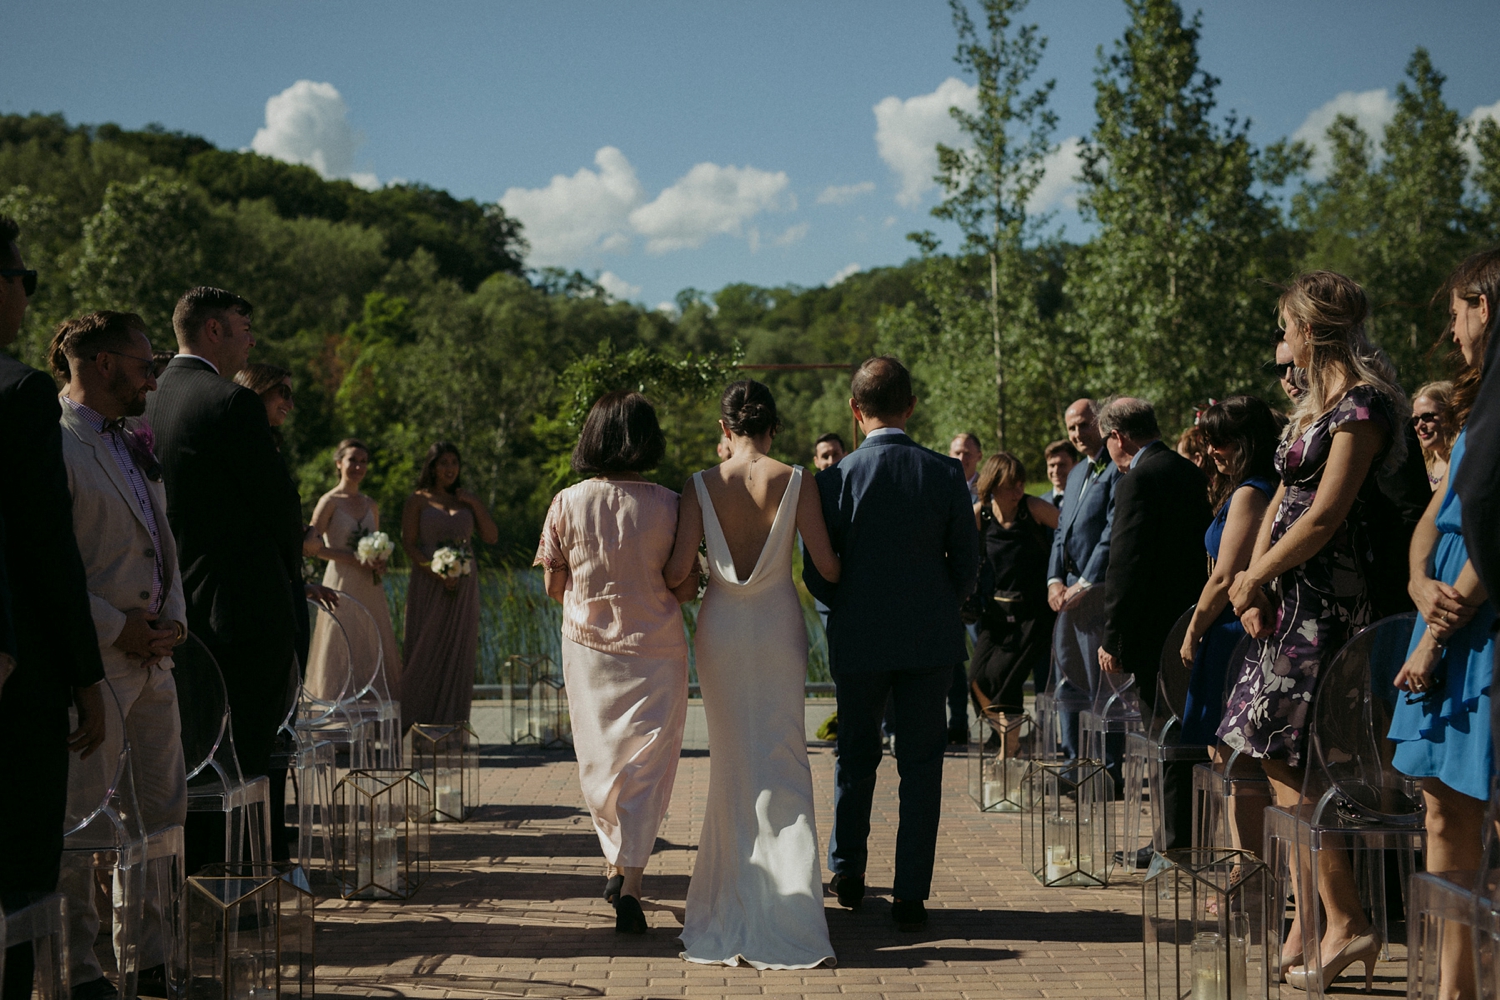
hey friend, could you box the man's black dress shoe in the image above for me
[829,872,864,909]
[891,899,927,931]
[947,723,969,745]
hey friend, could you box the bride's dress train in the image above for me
[679,466,835,969]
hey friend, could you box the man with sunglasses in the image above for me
[1268,331,1304,406]
[0,216,108,1000]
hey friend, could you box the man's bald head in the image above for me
[1064,398,1102,457]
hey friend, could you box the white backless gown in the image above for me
[679,466,835,969]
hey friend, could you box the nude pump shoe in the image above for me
[1283,929,1381,993]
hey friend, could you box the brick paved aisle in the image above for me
[314,742,1408,999]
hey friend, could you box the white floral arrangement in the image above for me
[352,528,395,583]
[430,544,474,581]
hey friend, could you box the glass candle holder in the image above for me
[968,712,1034,812]
[1143,849,1270,1000]
[185,863,314,1000]
[1022,759,1111,888]
[404,723,480,823]
[333,769,430,900]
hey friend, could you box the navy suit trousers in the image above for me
[829,664,954,900]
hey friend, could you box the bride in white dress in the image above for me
[665,380,842,970]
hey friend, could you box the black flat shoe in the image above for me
[603,873,624,904]
[614,894,647,934]
[829,871,865,909]
[891,899,927,931]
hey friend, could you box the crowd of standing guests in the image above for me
[0,214,497,1000]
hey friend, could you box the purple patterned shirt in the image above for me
[62,396,165,615]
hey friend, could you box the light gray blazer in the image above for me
[60,401,186,675]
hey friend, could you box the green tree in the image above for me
[1067,0,1290,432]
[924,0,1057,449]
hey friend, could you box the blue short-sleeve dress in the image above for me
[1387,427,1496,802]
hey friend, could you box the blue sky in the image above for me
[6,1,1498,309]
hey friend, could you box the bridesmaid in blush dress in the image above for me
[304,439,403,700]
[400,442,498,726]
[536,390,698,935]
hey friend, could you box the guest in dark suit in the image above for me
[0,216,107,1000]
[1096,396,1212,850]
[1453,251,1500,603]
[143,287,305,864]
[804,357,980,931]
[1045,399,1121,757]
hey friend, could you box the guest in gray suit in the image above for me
[804,357,980,931]
[1044,399,1121,757]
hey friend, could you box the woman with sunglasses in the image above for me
[1410,380,1457,490]
[1387,248,1497,1000]
[233,362,295,445]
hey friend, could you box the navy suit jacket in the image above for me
[802,432,981,674]
[1047,453,1120,586]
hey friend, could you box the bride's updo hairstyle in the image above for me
[720,379,781,438]
[572,389,667,474]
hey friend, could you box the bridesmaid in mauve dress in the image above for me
[536,390,698,935]
[304,439,403,700]
[400,442,498,726]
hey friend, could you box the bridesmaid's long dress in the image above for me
[402,503,480,726]
[304,501,402,701]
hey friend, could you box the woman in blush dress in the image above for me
[1217,271,1409,991]
[536,391,698,935]
[304,439,403,700]
[1387,248,1498,1000]
[665,379,840,970]
[400,442,498,725]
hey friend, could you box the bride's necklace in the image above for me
[744,453,764,486]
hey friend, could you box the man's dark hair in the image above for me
[417,441,463,492]
[815,432,845,450]
[1097,396,1161,442]
[850,356,913,419]
[172,286,252,346]
[1043,439,1079,462]
[572,390,666,475]
[47,311,148,382]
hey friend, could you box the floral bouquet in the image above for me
[354,529,395,584]
[430,543,474,583]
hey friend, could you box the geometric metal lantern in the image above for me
[1021,758,1111,887]
[333,769,430,900]
[185,862,314,1000]
[968,711,1034,812]
[503,655,571,748]
[403,723,480,823]
[1142,848,1274,1000]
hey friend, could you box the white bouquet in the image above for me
[430,544,474,582]
[353,529,394,583]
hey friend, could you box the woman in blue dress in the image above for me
[1388,248,1496,1000]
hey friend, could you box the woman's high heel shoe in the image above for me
[1278,946,1304,977]
[1283,930,1381,993]
[614,894,648,934]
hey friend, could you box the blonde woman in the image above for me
[1218,271,1408,990]
[1410,380,1456,490]
[304,439,402,700]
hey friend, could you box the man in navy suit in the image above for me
[1045,399,1120,757]
[804,357,980,931]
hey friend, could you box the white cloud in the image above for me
[817,181,876,205]
[498,146,645,266]
[773,222,809,247]
[655,301,681,318]
[1027,136,1085,214]
[596,271,640,302]
[251,80,375,185]
[1292,89,1398,178]
[829,263,861,286]
[1464,99,1500,168]
[629,161,792,254]
[874,77,978,207]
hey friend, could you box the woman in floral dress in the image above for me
[1217,271,1409,991]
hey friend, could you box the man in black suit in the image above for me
[804,357,981,930]
[144,287,305,864]
[0,216,107,1000]
[1096,396,1211,852]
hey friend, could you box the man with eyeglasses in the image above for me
[0,215,108,1000]
[52,311,187,1000]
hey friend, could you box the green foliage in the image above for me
[1066,0,1291,432]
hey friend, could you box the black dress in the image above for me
[970,499,1057,715]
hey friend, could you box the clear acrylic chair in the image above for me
[1034,584,1108,760]
[1262,612,1424,997]
[1191,633,1273,852]
[175,632,272,866]
[1122,607,1209,870]
[271,651,337,879]
[326,593,401,768]
[296,599,378,770]
[2,893,69,1000]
